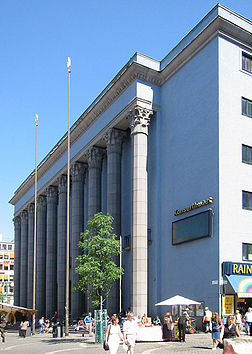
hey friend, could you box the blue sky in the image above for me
[1,0,251,241]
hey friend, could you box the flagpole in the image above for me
[65,57,71,336]
[32,114,38,335]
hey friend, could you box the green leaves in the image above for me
[74,212,124,309]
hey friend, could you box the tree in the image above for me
[75,212,123,310]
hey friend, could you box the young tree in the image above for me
[75,212,123,310]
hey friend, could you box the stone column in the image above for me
[86,147,103,219]
[20,210,28,307]
[128,105,153,316]
[46,186,58,318]
[14,216,21,306]
[36,195,47,318]
[104,128,125,314]
[57,175,67,320]
[71,162,86,320]
[27,203,34,309]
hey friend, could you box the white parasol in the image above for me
[155,295,201,306]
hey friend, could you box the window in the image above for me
[242,191,252,210]
[9,275,14,281]
[4,265,8,271]
[0,254,2,260]
[8,245,12,251]
[242,145,252,164]
[2,244,6,250]
[10,265,14,270]
[242,97,252,118]
[242,52,252,74]
[4,254,8,260]
[243,243,252,261]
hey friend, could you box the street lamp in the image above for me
[65,57,71,336]
[32,114,38,335]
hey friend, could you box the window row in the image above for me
[0,244,13,251]
[0,264,14,271]
[0,253,14,260]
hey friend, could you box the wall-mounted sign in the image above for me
[174,197,213,216]
[223,295,234,315]
[223,262,252,276]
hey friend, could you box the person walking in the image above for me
[203,307,212,333]
[211,312,222,351]
[104,315,124,354]
[20,319,29,338]
[178,311,188,342]
[234,310,242,335]
[84,312,93,336]
[38,317,44,334]
[123,312,138,354]
[244,307,252,335]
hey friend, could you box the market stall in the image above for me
[0,303,37,324]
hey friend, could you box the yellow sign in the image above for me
[174,197,213,216]
[223,295,234,315]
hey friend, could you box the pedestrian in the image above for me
[162,312,173,341]
[153,315,161,326]
[211,312,222,351]
[244,307,252,335]
[84,312,93,336]
[203,307,212,333]
[38,316,44,334]
[221,315,239,341]
[123,312,139,354]
[104,315,124,354]
[234,310,242,335]
[20,318,29,338]
[178,311,188,342]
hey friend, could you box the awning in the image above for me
[226,275,252,298]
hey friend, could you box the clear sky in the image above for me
[1,0,251,241]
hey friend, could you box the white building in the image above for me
[0,235,14,305]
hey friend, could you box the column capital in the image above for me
[103,128,126,154]
[58,175,67,194]
[28,203,35,216]
[71,162,87,183]
[127,105,153,135]
[21,210,28,223]
[85,146,104,169]
[37,195,47,210]
[13,215,21,227]
[46,185,58,203]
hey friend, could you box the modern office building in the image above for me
[0,235,14,305]
[10,4,252,320]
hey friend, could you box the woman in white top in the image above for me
[105,315,124,354]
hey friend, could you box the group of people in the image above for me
[73,312,94,336]
[105,312,138,354]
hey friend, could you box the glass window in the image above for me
[2,245,6,250]
[0,254,3,260]
[4,265,8,271]
[242,97,252,118]
[4,255,8,260]
[242,52,252,74]
[8,245,12,250]
[242,144,252,164]
[242,191,252,210]
[9,275,14,281]
[243,243,252,261]
[10,265,14,270]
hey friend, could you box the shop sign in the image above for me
[222,262,252,276]
[237,292,252,298]
[223,295,234,315]
[174,197,213,216]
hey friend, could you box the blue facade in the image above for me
[10,4,252,318]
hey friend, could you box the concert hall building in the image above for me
[10,4,252,320]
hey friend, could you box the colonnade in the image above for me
[13,105,153,319]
